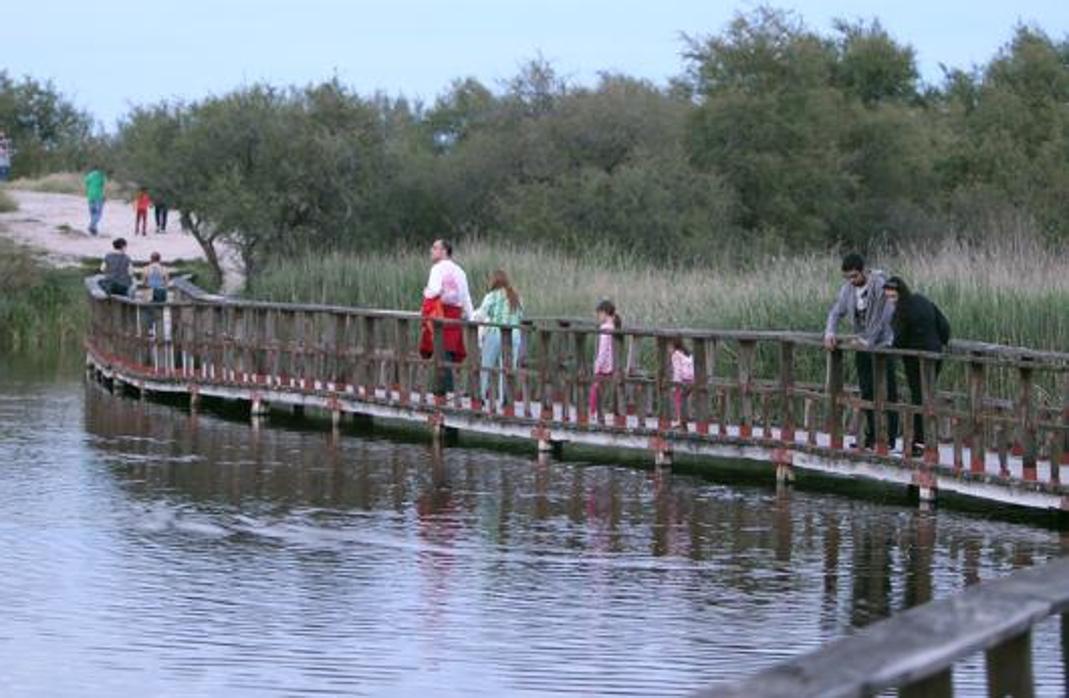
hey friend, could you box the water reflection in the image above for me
[0,370,1064,696]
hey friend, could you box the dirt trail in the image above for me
[0,189,242,292]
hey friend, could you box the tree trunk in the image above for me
[180,212,223,290]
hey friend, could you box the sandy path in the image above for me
[0,189,242,291]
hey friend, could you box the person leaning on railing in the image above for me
[823,252,899,451]
[99,237,133,297]
[884,276,951,457]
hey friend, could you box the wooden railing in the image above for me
[697,555,1069,697]
[85,276,1069,507]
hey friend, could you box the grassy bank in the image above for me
[0,238,87,350]
[247,237,1069,354]
[0,237,221,351]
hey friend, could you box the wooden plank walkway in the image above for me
[84,276,1069,512]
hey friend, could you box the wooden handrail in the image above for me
[696,556,1069,697]
[83,275,1069,509]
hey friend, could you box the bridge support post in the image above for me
[250,396,269,418]
[773,449,794,484]
[532,426,563,459]
[913,468,937,505]
[650,436,672,467]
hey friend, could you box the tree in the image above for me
[0,72,97,176]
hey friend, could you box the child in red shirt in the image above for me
[134,188,151,236]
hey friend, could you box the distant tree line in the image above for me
[5,8,1068,285]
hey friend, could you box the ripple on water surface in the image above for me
[0,370,1064,696]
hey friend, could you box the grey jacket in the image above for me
[824,269,894,347]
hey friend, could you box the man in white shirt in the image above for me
[423,239,474,396]
[424,239,474,319]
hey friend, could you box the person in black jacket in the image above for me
[884,276,951,455]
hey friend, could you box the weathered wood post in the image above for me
[395,317,411,405]
[362,315,377,401]
[873,350,890,455]
[985,630,1034,698]
[968,359,987,473]
[826,348,845,449]
[538,328,554,421]
[692,338,710,435]
[779,340,796,444]
[737,339,756,439]
[1016,359,1037,481]
[655,335,672,432]
[921,356,940,465]
[574,329,589,425]
[501,326,516,417]
[611,331,627,428]
[464,322,482,411]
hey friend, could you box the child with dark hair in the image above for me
[589,299,621,419]
[670,337,695,427]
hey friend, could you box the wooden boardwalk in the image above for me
[697,555,1069,697]
[84,276,1069,512]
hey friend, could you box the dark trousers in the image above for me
[434,350,457,396]
[155,205,168,231]
[856,352,899,448]
[902,357,942,445]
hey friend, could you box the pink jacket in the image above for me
[593,320,615,375]
[671,350,694,383]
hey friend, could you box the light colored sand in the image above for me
[0,189,241,291]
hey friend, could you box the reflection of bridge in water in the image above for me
[85,276,1068,513]
[83,377,1068,696]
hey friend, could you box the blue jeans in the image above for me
[480,328,521,403]
[88,199,104,234]
[0,165,9,182]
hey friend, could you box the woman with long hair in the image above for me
[473,269,524,406]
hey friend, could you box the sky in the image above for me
[3,0,1067,129]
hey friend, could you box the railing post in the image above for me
[737,340,755,439]
[985,630,1034,698]
[693,338,710,435]
[465,322,482,411]
[656,335,671,431]
[779,340,796,444]
[873,350,890,455]
[969,360,987,473]
[827,348,845,449]
[574,329,589,425]
[363,315,377,400]
[1017,360,1037,481]
[539,329,553,421]
[501,325,516,417]
[395,317,411,405]
[611,331,627,428]
[921,356,940,465]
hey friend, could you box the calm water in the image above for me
[0,357,1066,697]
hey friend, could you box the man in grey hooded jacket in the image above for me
[824,252,899,450]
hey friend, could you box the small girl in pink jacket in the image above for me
[670,337,695,426]
[589,299,621,418]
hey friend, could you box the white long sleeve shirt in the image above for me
[423,259,475,319]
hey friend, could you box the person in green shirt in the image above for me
[473,269,524,406]
[84,167,106,235]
